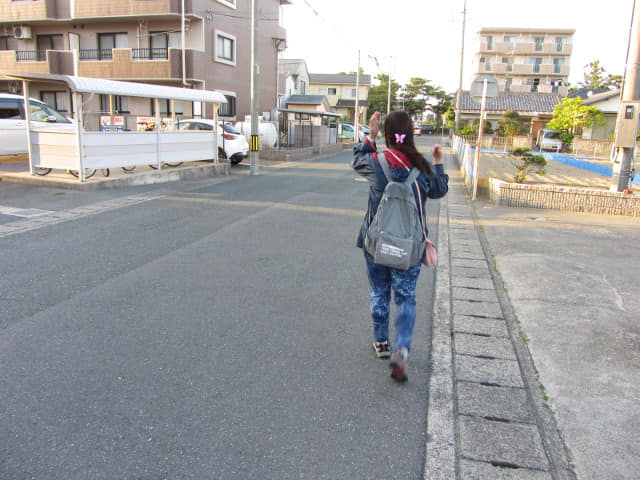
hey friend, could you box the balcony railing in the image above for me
[76,48,169,61]
[132,48,169,60]
[16,50,47,62]
[79,49,114,61]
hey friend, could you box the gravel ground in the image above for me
[478,152,613,189]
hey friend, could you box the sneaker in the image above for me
[373,341,391,358]
[390,348,408,382]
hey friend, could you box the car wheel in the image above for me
[230,155,244,165]
[218,148,228,161]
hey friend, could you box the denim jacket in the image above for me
[352,138,449,248]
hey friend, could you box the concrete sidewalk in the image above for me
[426,149,639,479]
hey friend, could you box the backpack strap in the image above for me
[384,150,421,185]
[405,167,421,185]
[377,152,392,182]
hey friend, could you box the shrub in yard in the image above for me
[512,147,531,156]
[513,153,547,183]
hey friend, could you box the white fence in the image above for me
[451,135,475,187]
[30,130,219,172]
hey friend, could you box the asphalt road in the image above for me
[0,137,443,479]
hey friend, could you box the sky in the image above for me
[280,0,635,94]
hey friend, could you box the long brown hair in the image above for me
[383,111,432,174]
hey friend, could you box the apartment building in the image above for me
[308,73,371,123]
[0,0,290,129]
[475,27,575,96]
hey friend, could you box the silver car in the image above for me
[536,129,562,152]
[0,93,74,156]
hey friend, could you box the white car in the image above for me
[0,93,74,156]
[536,129,563,152]
[176,119,249,164]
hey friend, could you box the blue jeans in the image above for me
[364,250,422,352]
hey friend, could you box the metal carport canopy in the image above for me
[6,73,228,104]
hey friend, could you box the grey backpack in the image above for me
[364,153,426,270]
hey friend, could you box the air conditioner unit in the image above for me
[14,26,32,40]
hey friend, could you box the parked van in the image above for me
[536,129,562,152]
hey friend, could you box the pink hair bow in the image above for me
[395,133,406,144]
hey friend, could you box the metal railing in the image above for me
[132,48,168,60]
[15,50,47,62]
[14,48,170,63]
[78,49,114,60]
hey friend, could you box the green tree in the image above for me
[430,88,454,126]
[547,97,605,143]
[579,60,622,90]
[496,110,529,137]
[445,107,456,128]
[400,77,433,117]
[458,119,493,136]
[367,74,401,118]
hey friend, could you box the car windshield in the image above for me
[223,124,241,134]
[544,130,561,139]
[29,101,71,123]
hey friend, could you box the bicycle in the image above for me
[67,168,110,179]
[148,161,183,170]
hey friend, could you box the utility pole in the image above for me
[387,56,392,115]
[611,0,640,191]
[455,0,467,131]
[355,49,360,139]
[473,79,488,200]
[250,0,260,175]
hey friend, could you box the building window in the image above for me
[529,57,542,73]
[504,36,516,51]
[149,31,169,59]
[150,99,183,116]
[551,79,563,93]
[534,36,544,51]
[215,30,236,66]
[555,36,566,52]
[484,57,492,71]
[328,87,337,95]
[218,94,236,117]
[295,113,310,120]
[216,0,236,8]
[100,95,130,114]
[0,36,9,50]
[527,78,540,92]
[349,88,357,98]
[502,56,513,72]
[553,58,564,74]
[97,32,127,60]
[482,35,493,50]
[41,91,69,112]
[504,78,512,92]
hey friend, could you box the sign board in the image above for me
[137,116,156,131]
[471,75,499,103]
[100,115,112,132]
[113,115,125,132]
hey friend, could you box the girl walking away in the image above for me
[352,110,449,382]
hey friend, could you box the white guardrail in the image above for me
[451,134,475,187]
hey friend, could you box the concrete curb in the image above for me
[424,149,577,479]
[0,162,230,190]
[424,182,457,479]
